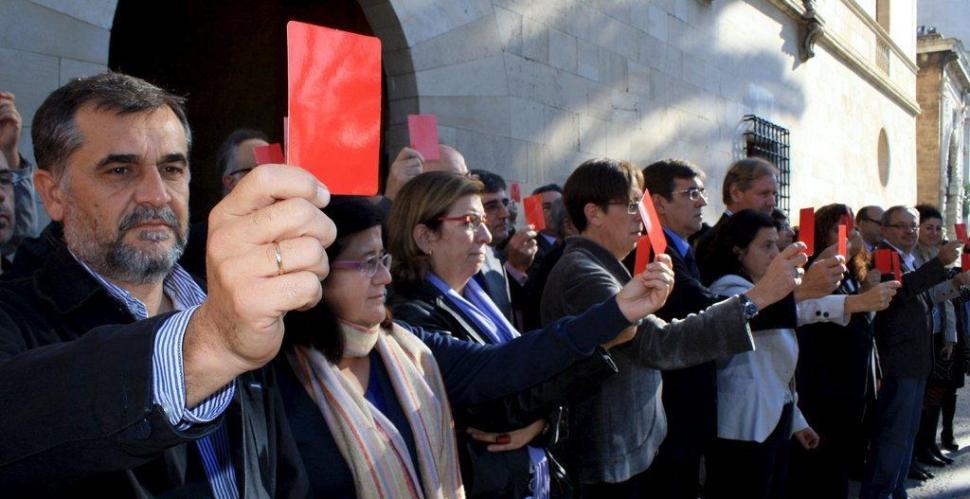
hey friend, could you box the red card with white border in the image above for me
[837,224,847,259]
[638,189,667,260]
[287,21,381,195]
[509,183,522,203]
[407,114,440,161]
[799,207,815,256]
[956,223,968,244]
[253,143,285,165]
[523,194,546,232]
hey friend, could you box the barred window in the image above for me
[742,114,791,215]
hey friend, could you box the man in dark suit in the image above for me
[861,206,966,498]
[641,159,719,498]
[642,159,815,497]
[471,169,538,323]
[0,72,335,496]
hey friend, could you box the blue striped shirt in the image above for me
[73,255,239,499]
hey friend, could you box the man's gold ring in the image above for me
[274,242,285,276]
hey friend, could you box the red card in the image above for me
[874,249,893,276]
[407,114,440,161]
[962,253,970,273]
[956,223,968,244]
[253,143,285,165]
[890,252,901,281]
[638,189,667,260]
[837,224,847,259]
[799,207,815,256]
[840,213,855,233]
[634,234,652,275]
[287,21,381,195]
[523,194,546,232]
[509,183,522,203]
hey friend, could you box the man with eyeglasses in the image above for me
[856,205,886,253]
[640,159,833,497]
[862,206,970,498]
[470,169,538,324]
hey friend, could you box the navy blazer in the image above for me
[0,233,307,497]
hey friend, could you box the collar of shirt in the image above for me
[540,232,557,247]
[724,209,734,217]
[70,252,206,320]
[663,227,690,259]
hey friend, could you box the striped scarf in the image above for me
[287,322,464,499]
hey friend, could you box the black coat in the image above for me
[873,242,949,378]
[388,278,622,497]
[796,277,876,408]
[0,238,307,497]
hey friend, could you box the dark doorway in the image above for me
[109,0,384,222]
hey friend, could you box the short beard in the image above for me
[65,205,188,285]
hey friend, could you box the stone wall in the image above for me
[0,0,921,226]
[383,0,919,219]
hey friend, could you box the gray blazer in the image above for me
[540,236,755,484]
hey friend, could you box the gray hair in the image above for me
[31,72,191,176]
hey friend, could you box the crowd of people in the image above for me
[0,71,967,499]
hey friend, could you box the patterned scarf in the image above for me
[287,322,464,499]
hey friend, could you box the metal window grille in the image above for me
[742,114,791,215]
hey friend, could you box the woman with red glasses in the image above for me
[385,171,670,498]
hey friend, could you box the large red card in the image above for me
[407,114,440,161]
[962,253,970,273]
[509,183,522,203]
[287,21,381,195]
[890,252,901,281]
[253,143,285,165]
[956,223,968,244]
[523,194,546,232]
[638,189,667,260]
[837,224,847,259]
[874,249,893,276]
[634,234,652,275]
[799,207,815,256]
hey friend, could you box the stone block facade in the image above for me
[0,0,921,226]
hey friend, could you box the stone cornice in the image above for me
[764,0,921,115]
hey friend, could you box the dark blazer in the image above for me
[0,237,307,497]
[797,276,877,405]
[388,278,625,497]
[540,236,755,484]
[691,212,728,262]
[654,233,722,454]
[873,242,949,378]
